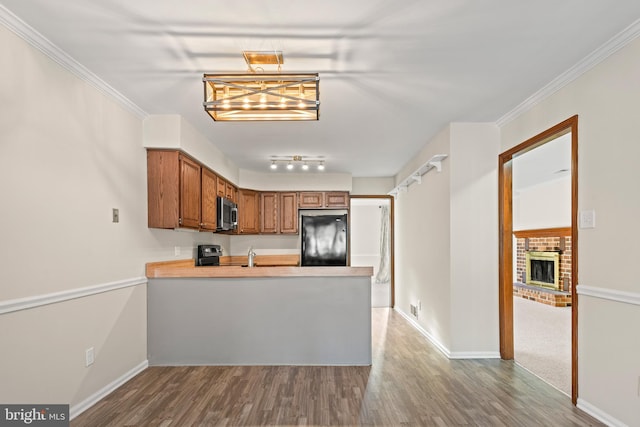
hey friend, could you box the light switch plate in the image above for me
[579,210,596,229]
[112,208,119,223]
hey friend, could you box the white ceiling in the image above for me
[513,133,571,191]
[3,1,640,177]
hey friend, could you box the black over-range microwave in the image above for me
[217,196,238,231]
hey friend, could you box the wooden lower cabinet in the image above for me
[238,189,260,234]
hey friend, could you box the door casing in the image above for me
[498,115,579,404]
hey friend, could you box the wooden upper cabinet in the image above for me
[238,189,260,234]
[147,149,202,230]
[178,155,201,229]
[216,176,226,198]
[226,182,237,202]
[260,192,279,234]
[298,191,349,209]
[279,192,298,234]
[200,167,217,231]
[325,192,349,208]
[298,192,324,208]
[147,150,180,229]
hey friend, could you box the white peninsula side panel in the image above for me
[148,276,372,366]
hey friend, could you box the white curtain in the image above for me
[375,204,391,284]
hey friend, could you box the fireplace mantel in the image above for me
[513,227,571,239]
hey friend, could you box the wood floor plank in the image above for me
[71,308,602,426]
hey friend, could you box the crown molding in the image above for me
[0,4,148,119]
[497,18,640,127]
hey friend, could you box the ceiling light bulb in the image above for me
[270,161,277,170]
[287,162,294,170]
[302,163,309,171]
[317,162,325,171]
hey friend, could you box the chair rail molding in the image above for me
[576,285,640,306]
[0,277,148,315]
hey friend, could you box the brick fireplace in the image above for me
[513,227,572,307]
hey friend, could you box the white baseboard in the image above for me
[448,351,501,359]
[394,308,500,359]
[70,360,148,420]
[394,307,452,358]
[577,398,628,427]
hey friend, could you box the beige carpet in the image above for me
[513,296,572,396]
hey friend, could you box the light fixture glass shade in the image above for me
[203,73,320,121]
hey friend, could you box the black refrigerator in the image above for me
[300,214,348,266]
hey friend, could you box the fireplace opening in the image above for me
[525,251,560,290]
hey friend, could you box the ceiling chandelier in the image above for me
[203,51,320,122]
[270,155,325,171]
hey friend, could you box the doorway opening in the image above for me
[499,116,578,404]
[350,195,395,307]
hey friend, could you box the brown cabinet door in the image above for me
[298,192,324,208]
[280,192,298,234]
[147,150,180,228]
[325,191,349,208]
[238,189,260,234]
[226,183,236,202]
[200,167,217,231]
[178,155,201,229]
[216,176,226,198]
[260,192,279,233]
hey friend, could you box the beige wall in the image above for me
[448,123,500,354]
[0,25,219,410]
[394,123,500,355]
[239,169,352,191]
[351,177,395,195]
[500,35,640,426]
[394,126,453,350]
[143,114,240,184]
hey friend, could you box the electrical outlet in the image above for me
[410,304,418,318]
[174,246,181,256]
[112,208,119,223]
[85,347,95,367]
[418,300,421,311]
[637,376,640,397]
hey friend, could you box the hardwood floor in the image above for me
[72,308,602,426]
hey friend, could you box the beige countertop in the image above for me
[146,257,374,279]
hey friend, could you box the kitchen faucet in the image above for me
[248,246,256,267]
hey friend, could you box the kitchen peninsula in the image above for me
[146,258,373,366]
